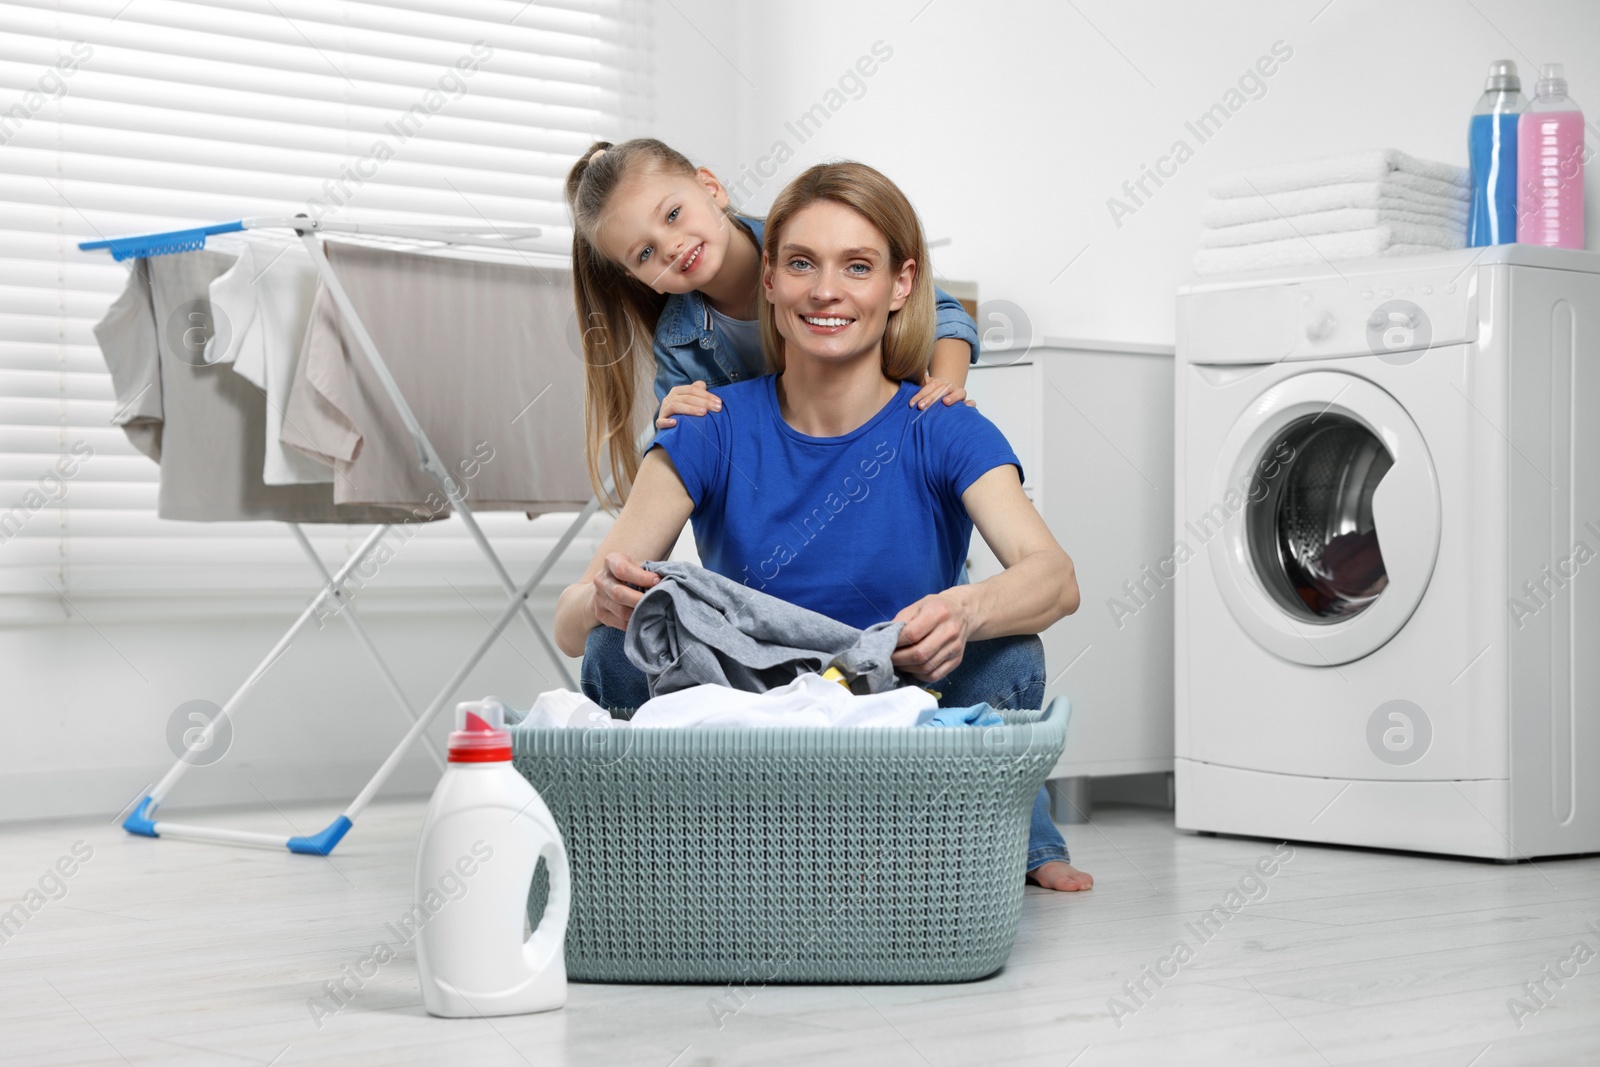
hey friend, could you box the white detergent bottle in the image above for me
[415,699,569,1018]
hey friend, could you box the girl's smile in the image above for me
[676,241,705,275]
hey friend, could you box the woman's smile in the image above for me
[765,199,911,365]
[798,312,855,334]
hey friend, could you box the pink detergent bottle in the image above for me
[414,699,569,1018]
[1517,63,1586,248]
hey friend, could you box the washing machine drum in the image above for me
[1251,414,1393,620]
[1208,372,1441,666]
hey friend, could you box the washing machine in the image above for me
[1174,244,1600,860]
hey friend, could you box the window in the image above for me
[0,0,645,620]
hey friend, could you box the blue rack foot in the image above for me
[287,816,353,856]
[123,796,159,838]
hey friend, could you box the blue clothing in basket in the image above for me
[921,704,1004,727]
[648,376,1021,632]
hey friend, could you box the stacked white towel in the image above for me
[1194,150,1471,275]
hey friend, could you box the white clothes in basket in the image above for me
[515,674,939,730]
[519,689,613,728]
[632,673,935,728]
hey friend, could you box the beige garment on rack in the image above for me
[280,241,590,514]
[92,250,432,525]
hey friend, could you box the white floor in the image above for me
[4,798,1599,1066]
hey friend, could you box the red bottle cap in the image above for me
[449,701,512,762]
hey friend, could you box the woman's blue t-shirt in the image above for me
[646,375,1022,630]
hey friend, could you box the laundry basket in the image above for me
[512,696,1068,984]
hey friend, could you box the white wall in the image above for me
[637,0,742,185]
[674,0,1598,346]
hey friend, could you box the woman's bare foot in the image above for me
[1026,861,1094,892]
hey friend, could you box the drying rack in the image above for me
[81,216,602,855]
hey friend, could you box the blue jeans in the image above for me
[580,626,1070,869]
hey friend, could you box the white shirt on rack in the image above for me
[204,236,330,485]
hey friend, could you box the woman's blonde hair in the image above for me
[758,162,934,384]
[564,138,745,508]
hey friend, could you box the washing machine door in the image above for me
[1207,371,1440,666]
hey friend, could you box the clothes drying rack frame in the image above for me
[81,215,602,855]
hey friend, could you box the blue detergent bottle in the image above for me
[1468,59,1527,246]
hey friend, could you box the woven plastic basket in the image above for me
[513,696,1068,983]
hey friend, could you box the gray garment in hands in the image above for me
[623,560,906,697]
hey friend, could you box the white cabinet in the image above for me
[964,340,1175,781]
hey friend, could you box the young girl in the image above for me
[564,138,980,506]
[553,159,1092,893]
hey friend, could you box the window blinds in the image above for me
[0,0,643,617]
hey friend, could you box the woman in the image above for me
[553,161,1090,892]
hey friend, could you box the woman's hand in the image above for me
[554,450,696,657]
[891,592,975,683]
[656,381,722,428]
[591,551,661,631]
[909,373,972,410]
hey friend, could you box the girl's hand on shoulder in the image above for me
[656,381,722,428]
[910,374,973,411]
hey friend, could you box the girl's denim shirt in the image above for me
[650,216,981,403]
